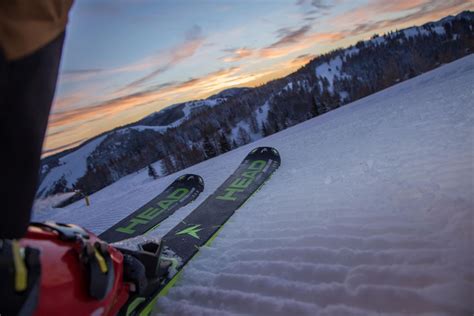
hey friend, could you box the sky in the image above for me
[44,0,474,156]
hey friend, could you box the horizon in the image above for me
[44,0,473,157]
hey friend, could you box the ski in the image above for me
[99,174,204,243]
[120,146,281,315]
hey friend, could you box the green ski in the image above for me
[120,146,281,315]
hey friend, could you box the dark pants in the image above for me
[0,32,65,239]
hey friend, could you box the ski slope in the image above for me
[35,55,474,315]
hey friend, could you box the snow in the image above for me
[370,36,386,45]
[230,121,251,141]
[344,47,360,58]
[403,27,422,38]
[36,55,474,315]
[230,101,271,143]
[221,101,270,143]
[33,192,77,216]
[37,135,107,197]
[127,125,168,133]
[281,80,310,94]
[339,91,349,101]
[192,98,224,108]
[145,99,224,129]
[432,25,446,35]
[315,56,350,93]
[256,101,270,126]
[403,26,445,39]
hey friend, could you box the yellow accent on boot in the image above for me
[12,240,27,291]
[94,248,108,273]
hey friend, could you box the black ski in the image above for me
[99,174,204,243]
[120,147,281,315]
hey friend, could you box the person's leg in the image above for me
[0,32,65,239]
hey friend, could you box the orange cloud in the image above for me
[45,61,305,156]
[290,54,316,67]
[221,47,253,62]
[46,66,246,145]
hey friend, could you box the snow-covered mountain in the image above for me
[35,54,474,315]
[38,11,473,202]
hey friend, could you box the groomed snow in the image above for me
[36,55,473,315]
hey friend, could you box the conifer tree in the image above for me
[237,127,251,145]
[203,136,217,159]
[148,164,158,179]
[161,155,175,175]
[218,132,231,153]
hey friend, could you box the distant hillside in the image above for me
[38,11,474,203]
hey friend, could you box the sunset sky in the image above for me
[45,0,473,156]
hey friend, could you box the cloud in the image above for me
[257,21,348,60]
[120,25,205,90]
[295,0,333,10]
[271,25,312,48]
[60,68,106,83]
[57,24,205,96]
[291,53,316,66]
[221,47,254,62]
[260,30,345,59]
[258,25,317,59]
[49,67,243,130]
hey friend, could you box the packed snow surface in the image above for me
[36,55,474,315]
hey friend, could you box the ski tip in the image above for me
[177,174,204,191]
[247,147,281,164]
